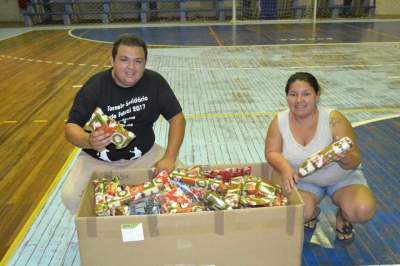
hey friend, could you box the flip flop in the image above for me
[336,209,354,241]
[304,207,321,230]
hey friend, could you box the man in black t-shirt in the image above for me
[61,34,186,214]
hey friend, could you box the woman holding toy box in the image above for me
[264,72,376,241]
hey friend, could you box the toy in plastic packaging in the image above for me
[298,137,353,178]
[84,107,135,149]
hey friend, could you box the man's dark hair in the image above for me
[112,33,148,61]
[285,72,321,95]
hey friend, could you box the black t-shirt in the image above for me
[67,69,182,161]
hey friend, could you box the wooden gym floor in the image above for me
[0,21,399,265]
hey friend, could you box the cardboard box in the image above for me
[76,163,304,266]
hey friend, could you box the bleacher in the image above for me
[21,0,376,26]
[21,0,231,25]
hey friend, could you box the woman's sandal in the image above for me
[304,207,321,230]
[336,210,354,241]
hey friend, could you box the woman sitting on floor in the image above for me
[264,72,376,241]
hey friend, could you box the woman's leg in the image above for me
[300,190,321,228]
[332,184,376,240]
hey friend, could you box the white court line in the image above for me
[1,50,398,72]
[0,28,33,41]
[144,63,400,70]
[11,18,400,33]
[66,23,400,48]
[352,114,400,127]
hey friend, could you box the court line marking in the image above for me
[68,34,400,48]
[2,21,400,261]
[16,18,400,33]
[186,111,275,119]
[4,113,400,264]
[65,21,400,48]
[345,23,400,41]
[352,113,400,127]
[3,19,400,255]
[2,53,400,70]
[0,28,33,41]
[1,54,105,69]
[0,148,81,266]
[208,26,224,46]
[1,108,399,124]
[185,108,400,120]
[280,37,333,42]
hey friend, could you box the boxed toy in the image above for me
[76,163,304,266]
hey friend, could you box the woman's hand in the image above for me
[333,151,348,162]
[329,111,361,170]
[280,167,299,194]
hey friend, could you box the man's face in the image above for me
[111,44,146,88]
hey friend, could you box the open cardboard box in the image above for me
[76,163,304,266]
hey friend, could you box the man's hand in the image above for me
[153,157,176,176]
[88,130,112,152]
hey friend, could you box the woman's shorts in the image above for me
[296,169,369,199]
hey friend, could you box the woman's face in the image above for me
[286,80,319,118]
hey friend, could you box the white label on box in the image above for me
[121,223,144,242]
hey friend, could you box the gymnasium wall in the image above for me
[0,0,23,22]
[376,0,400,16]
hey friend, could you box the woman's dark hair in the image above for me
[285,72,321,95]
[112,33,148,61]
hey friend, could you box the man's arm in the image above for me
[154,112,186,173]
[164,112,186,161]
[65,123,112,152]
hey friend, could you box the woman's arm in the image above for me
[329,111,362,170]
[265,116,298,193]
